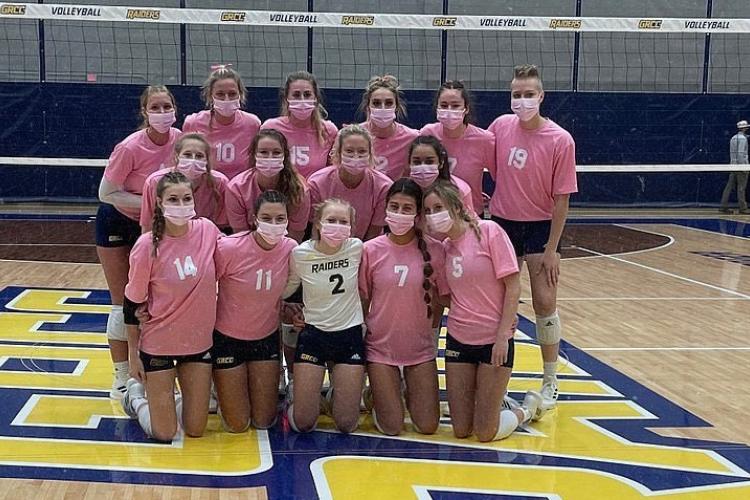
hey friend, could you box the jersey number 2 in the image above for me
[329,274,345,295]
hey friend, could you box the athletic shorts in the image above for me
[490,216,560,257]
[95,203,141,248]
[295,324,366,367]
[212,329,281,369]
[443,333,514,368]
[139,349,212,373]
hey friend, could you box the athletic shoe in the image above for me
[208,383,219,414]
[361,385,374,412]
[320,387,334,417]
[284,379,294,406]
[502,393,521,412]
[121,378,144,419]
[522,390,544,422]
[278,366,287,397]
[110,379,127,400]
[540,379,559,406]
[719,207,733,214]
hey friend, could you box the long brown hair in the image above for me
[249,128,306,209]
[139,85,177,130]
[151,171,192,256]
[433,80,474,126]
[173,133,221,220]
[280,71,330,146]
[408,135,451,181]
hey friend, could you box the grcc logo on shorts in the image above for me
[126,9,160,20]
[0,4,25,15]
[433,16,457,27]
[221,11,245,22]
[638,19,663,29]
[549,19,582,29]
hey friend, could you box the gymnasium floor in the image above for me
[0,207,748,499]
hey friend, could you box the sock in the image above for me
[113,361,129,385]
[493,409,520,441]
[520,406,533,424]
[543,362,557,384]
[132,397,153,437]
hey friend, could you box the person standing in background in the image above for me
[720,120,750,214]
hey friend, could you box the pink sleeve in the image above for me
[371,176,392,227]
[484,132,496,186]
[486,224,519,280]
[214,237,231,281]
[552,134,578,196]
[324,122,339,165]
[224,181,250,232]
[487,118,500,181]
[289,186,311,231]
[139,176,157,230]
[124,236,153,303]
[461,186,474,215]
[103,141,135,186]
[307,175,324,222]
[213,175,230,228]
[358,244,372,301]
[428,240,449,296]
[182,114,198,133]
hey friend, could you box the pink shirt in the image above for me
[140,168,230,231]
[261,116,338,178]
[362,122,419,181]
[450,175,475,216]
[443,220,518,345]
[224,168,311,233]
[359,235,447,366]
[125,218,220,356]
[419,123,495,214]
[103,128,182,220]
[488,114,578,221]
[183,110,261,180]
[307,166,393,239]
[215,232,297,340]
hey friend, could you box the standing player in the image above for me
[121,171,219,442]
[307,125,393,241]
[488,64,578,411]
[140,133,229,232]
[261,71,338,178]
[96,85,181,399]
[359,179,446,436]
[224,129,311,241]
[420,81,495,214]
[183,65,261,180]
[213,190,298,431]
[423,181,542,442]
[360,75,419,181]
[720,120,750,214]
[286,199,365,434]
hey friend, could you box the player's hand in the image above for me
[280,302,302,325]
[491,338,509,367]
[129,356,146,383]
[538,249,560,288]
[135,304,150,323]
[291,307,306,332]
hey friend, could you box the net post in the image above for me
[307,0,314,73]
[440,0,448,83]
[179,0,187,85]
[702,0,713,94]
[572,0,581,91]
[37,0,45,83]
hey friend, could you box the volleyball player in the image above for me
[420,81,495,214]
[224,129,310,241]
[121,171,219,442]
[359,179,446,436]
[286,199,365,434]
[359,75,419,181]
[183,65,260,180]
[261,71,338,178]
[408,135,474,215]
[488,64,578,411]
[307,125,393,241]
[96,85,181,399]
[423,181,542,442]
[140,133,229,232]
[213,190,298,431]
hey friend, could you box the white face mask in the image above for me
[256,219,288,245]
[369,107,396,128]
[176,158,207,180]
[147,110,176,133]
[287,99,317,120]
[213,98,240,117]
[425,210,453,234]
[162,203,195,226]
[511,96,541,122]
[437,108,465,130]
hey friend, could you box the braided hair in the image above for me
[151,171,192,256]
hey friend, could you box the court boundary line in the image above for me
[564,224,675,261]
[666,223,750,241]
[523,297,750,301]
[583,347,750,352]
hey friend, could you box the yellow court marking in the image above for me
[435,374,619,396]
[5,289,110,314]
[13,395,128,428]
[0,345,111,391]
[0,312,107,345]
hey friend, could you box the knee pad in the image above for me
[493,409,519,441]
[535,311,561,345]
[106,305,127,341]
[282,324,299,348]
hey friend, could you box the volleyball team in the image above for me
[95,63,577,443]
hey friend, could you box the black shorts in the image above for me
[95,203,141,248]
[295,324,366,367]
[139,349,213,373]
[491,216,560,257]
[212,329,280,369]
[444,333,514,368]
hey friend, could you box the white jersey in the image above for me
[290,238,364,332]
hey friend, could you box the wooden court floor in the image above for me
[0,208,748,499]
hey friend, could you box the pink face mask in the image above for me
[256,220,288,245]
[320,222,351,246]
[340,156,370,175]
[162,204,195,226]
[437,108,465,130]
[385,211,416,236]
[425,210,453,234]
[147,110,176,134]
[176,158,207,180]
[511,97,540,122]
[255,156,285,177]
[410,164,440,188]
[369,107,396,128]
[213,98,240,118]
[288,100,317,120]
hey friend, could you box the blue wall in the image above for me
[1,83,748,206]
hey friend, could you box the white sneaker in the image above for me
[522,390,544,422]
[208,383,219,414]
[320,386,333,417]
[540,379,559,409]
[110,376,127,400]
[121,378,145,419]
[284,379,294,406]
[361,385,373,412]
[278,367,287,397]
[502,393,521,412]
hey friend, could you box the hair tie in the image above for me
[210,63,233,71]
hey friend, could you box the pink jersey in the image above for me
[140,168,230,231]
[125,218,220,356]
[362,122,419,181]
[419,123,495,214]
[261,116,338,178]
[307,166,393,239]
[183,110,261,180]
[215,232,297,340]
[443,220,518,345]
[103,128,182,220]
[224,168,311,233]
[488,114,578,221]
[450,175,475,216]
[359,235,447,366]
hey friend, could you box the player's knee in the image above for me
[252,414,278,430]
[106,305,127,341]
[334,414,360,434]
[412,416,438,435]
[452,423,472,439]
[372,409,401,436]
[183,423,206,438]
[222,414,251,433]
[288,404,316,433]
[536,310,561,345]
[489,410,520,442]
[151,424,178,442]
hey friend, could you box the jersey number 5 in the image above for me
[451,256,463,278]
[329,274,345,295]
